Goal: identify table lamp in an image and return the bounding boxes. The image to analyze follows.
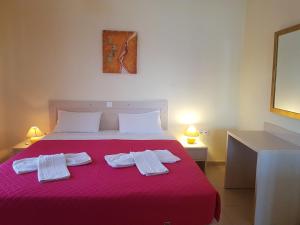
[26,126,44,144]
[184,125,200,144]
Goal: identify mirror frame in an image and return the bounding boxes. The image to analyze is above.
[270,24,300,120]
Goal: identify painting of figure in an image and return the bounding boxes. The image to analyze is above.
[103,30,137,74]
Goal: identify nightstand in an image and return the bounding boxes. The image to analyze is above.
[0,149,13,163]
[0,141,31,163]
[180,139,208,171]
[12,141,31,154]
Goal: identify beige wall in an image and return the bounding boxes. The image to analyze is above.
[239,0,300,132]
[2,0,246,161]
[0,71,5,149]
[0,56,6,149]
[0,3,8,149]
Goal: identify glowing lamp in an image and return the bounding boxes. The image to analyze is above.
[184,125,200,144]
[26,126,44,144]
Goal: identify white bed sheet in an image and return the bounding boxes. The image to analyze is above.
[43,130,176,141]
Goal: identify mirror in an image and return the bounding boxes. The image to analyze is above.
[271,24,300,120]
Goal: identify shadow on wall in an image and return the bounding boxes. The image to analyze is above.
[203,129,228,162]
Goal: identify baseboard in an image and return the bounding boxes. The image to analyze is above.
[206,161,226,166]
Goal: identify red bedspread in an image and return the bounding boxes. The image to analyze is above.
[0,140,220,225]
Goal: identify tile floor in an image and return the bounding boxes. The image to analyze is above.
[206,165,255,225]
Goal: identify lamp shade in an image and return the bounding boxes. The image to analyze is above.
[184,125,200,137]
[26,126,43,138]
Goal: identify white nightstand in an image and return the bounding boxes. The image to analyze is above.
[12,140,31,154]
[179,138,208,171]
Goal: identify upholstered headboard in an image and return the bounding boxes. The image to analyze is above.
[49,100,168,131]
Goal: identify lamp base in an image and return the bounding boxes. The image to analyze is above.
[30,137,43,144]
[187,137,196,144]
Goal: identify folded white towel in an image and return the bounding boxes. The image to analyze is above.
[104,153,135,168]
[65,152,92,166]
[153,150,181,163]
[131,150,169,176]
[13,157,38,174]
[104,150,180,168]
[37,153,70,182]
[13,152,92,174]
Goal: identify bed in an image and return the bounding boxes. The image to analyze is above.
[0,100,220,225]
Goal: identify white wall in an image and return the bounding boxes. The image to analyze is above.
[239,0,300,132]
[2,0,246,161]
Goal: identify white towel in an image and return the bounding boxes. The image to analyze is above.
[104,150,180,168]
[13,152,92,174]
[131,150,169,176]
[13,157,38,174]
[65,152,92,166]
[153,150,181,163]
[104,153,135,168]
[37,153,70,182]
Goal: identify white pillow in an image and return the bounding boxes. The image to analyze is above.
[119,111,163,134]
[54,111,102,133]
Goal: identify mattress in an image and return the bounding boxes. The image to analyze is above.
[0,138,220,225]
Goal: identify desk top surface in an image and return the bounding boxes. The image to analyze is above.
[228,130,300,152]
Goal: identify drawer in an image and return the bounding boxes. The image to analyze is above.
[186,148,207,161]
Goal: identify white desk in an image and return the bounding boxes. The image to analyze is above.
[224,128,300,225]
[224,130,299,188]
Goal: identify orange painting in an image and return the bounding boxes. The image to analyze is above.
[103,30,137,74]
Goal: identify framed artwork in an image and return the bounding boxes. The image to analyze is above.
[102,30,137,74]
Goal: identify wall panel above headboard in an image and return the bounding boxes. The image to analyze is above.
[49,100,168,131]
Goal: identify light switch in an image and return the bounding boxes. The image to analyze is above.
[106,101,113,108]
